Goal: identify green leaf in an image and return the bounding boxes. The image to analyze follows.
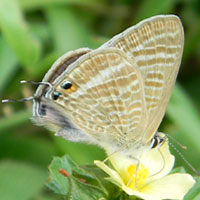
[184,177,200,200]
[45,6,94,54]
[0,0,41,68]
[47,155,95,193]
[166,84,200,152]
[170,166,186,174]
[65,176,106,200]
[82,165,119,199]
[47,155,106,199]
[0,37,18,94]
[135,0,174,22]
[47,156,74,195]
[0,160,47,200]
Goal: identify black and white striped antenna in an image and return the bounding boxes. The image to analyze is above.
[2,80,53,103]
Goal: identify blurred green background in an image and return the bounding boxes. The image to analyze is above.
[0,0,200,199]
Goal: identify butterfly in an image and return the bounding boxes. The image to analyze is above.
[4,15,184,155]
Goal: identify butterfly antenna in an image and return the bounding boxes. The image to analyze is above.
[169,141,200,176]
[21,80,54,94]
[1,80,53,104]
[166,133,187,150]
[2,96,34,103]
[20,80,53,89]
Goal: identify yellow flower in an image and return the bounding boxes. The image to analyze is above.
[94,137,195,200]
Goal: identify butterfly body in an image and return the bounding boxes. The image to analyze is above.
[32,15,184,155]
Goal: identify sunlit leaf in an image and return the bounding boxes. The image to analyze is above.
[47,155,106,199]
[0,0,41,68]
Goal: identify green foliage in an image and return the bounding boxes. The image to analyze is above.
[135,0,174,22]
[0,0,200,199]
[47,155,200,199]
[0,38,18,93]
[184,177,200,200]
[0,161,47,200]
[0,0,41,69]
[167,84,200,150]
[47,155,114,199]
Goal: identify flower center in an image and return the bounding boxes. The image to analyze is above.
[126,164,149,191]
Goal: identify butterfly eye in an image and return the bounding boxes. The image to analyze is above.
[52,91,62,100]
[151,137,159,149]
[151,136,164,149]
[61,81,72,90]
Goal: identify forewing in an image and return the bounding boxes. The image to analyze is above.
[101,15,184,142]
[53,48,147,147]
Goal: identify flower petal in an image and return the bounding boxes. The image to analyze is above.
[94,160,124,187]
[122,185,161,200]
[105,151,135,173]
[142,173,195,200]
[141,133,175,181]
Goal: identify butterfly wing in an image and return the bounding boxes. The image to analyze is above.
[101,15,184,143]
[50,48,147,150]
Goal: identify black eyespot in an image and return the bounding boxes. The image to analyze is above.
[61,81,72,90]
[151,137,159,149]
[52,91,62,100]
[151,136,164,149]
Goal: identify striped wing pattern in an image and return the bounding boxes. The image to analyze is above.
[101,15,184,142]
[54,49,147,145]
[40,15,184,149]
